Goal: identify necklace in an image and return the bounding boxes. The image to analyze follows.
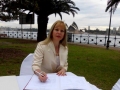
[56,52,59,56]
[55,46,59,56]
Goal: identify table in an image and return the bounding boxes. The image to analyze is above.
[17,72,101,90]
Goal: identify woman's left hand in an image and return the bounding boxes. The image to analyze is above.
[57,68,66,76]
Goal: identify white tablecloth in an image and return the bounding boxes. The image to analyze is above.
[17,72,101,90]
[112,79,120,90]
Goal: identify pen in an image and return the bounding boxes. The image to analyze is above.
[35,71,44,77]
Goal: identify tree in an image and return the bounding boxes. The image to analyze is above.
[0,0,80,42]
[105,0,120,13]
[105,0,120,49]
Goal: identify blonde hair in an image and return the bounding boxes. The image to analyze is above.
[42,20,67,47]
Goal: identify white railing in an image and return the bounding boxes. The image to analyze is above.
[1,31,120,48]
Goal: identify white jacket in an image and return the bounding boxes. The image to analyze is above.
[32,41,68,73]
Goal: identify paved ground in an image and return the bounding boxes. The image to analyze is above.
[68,42,120,51]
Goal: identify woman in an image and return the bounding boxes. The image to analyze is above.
[32,20,68,82]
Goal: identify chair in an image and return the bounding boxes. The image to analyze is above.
[19,53,34,75]
[112,79,120,90]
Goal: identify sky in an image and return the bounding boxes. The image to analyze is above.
[0,0,120,31]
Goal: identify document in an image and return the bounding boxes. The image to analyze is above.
[0,75,20,90]
[24,73,92,90]
[60,76,92,90]
[24,74,59,90]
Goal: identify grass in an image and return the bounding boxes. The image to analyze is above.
[0,38,120,90]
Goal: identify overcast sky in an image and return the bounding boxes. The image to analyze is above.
[0,0,120,31]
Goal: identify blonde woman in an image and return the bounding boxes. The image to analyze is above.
[32,20,68,82]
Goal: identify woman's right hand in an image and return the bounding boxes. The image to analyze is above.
[38,71,48,82]
[35,70,48,82]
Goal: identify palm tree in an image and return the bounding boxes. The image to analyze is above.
[0,0,80,42]
[106,0,120,12]
[105,0,120,49]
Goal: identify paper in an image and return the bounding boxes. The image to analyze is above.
[24,73,92,90]
[60,76,92,90]
[24,74,59,90]
[0,75,20,90]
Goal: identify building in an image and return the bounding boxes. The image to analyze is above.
[68,22,78,31]
[88,26,90,30]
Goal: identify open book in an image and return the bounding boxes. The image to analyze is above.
[24,73,92,90]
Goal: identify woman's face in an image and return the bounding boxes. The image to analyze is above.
[52,23,65,42]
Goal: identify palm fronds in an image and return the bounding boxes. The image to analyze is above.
[0,0,80,21]
[105,0,120,13]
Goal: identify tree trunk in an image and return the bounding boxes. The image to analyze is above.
[37,15,48,42]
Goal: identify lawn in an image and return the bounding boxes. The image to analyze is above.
[0,38,120,90]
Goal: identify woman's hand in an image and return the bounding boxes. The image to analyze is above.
[57,68,66,76]
[35,70,48,82]
[38,71,48,82]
